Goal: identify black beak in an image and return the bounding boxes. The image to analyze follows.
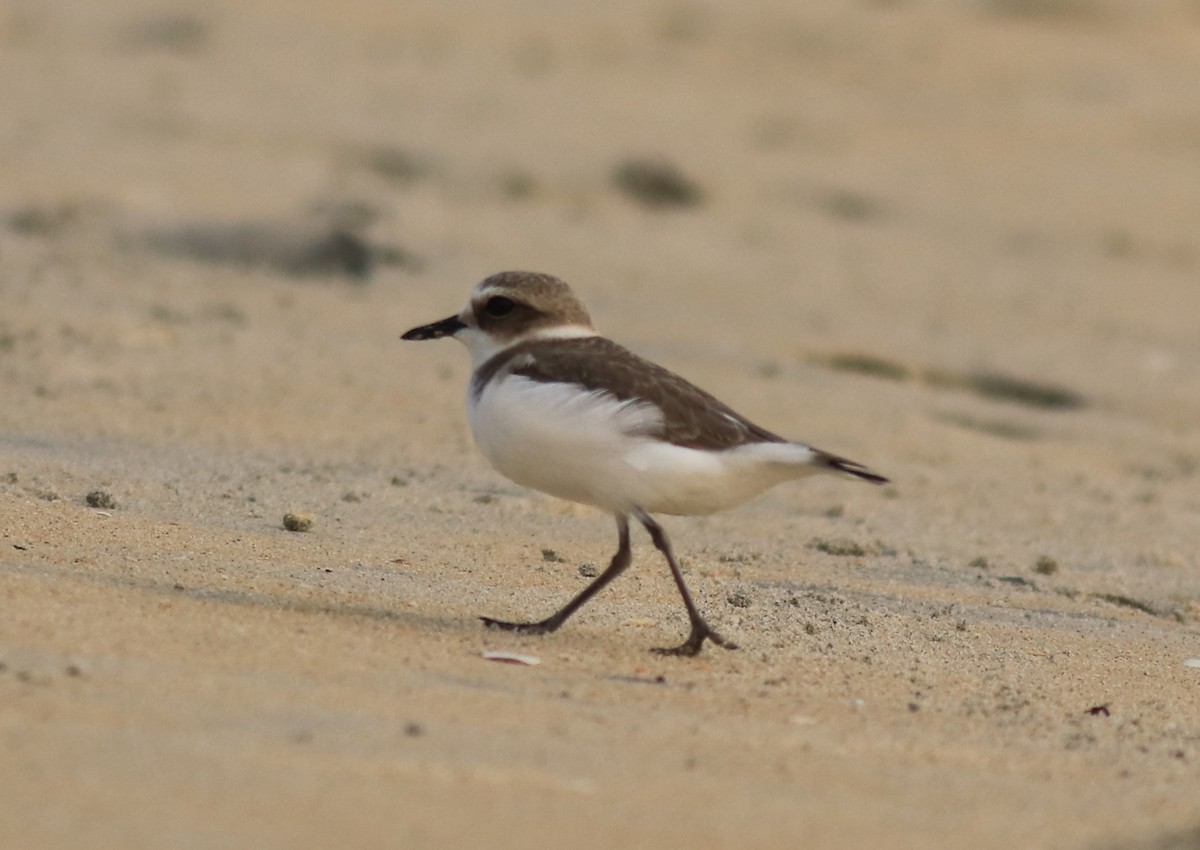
[401,315,466,341]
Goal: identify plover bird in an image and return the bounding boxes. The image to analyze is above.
[402,271,888,655]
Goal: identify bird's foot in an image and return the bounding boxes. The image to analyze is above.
[651,621,738,657]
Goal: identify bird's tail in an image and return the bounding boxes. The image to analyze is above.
[814,450,889,485]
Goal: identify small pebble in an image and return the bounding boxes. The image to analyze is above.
[726,590,752,608]
[282,512,314,532]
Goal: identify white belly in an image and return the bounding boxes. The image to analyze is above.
[467,376,819,515]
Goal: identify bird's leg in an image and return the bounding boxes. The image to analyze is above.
[633,509,738,656]
[481,515,631,635]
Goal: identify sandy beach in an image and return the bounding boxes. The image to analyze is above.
[2,1,1199,847]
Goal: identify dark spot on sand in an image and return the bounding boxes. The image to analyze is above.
[933,412,1040,441]
[819,352,910,381]
[949,371,1086,410]
[118,13,210,53]
[613,158,705,209]
[359,146,432,185]
[809,537,869,557]
[135,219,419,280]
[86,490,118,509]
[1093,593,1157,616]
[815,188,888,223]
[1034,555,1059,575]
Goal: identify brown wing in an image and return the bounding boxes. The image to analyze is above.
[483,336,785,450]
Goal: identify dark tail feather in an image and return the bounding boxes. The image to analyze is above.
[816,450,889,485]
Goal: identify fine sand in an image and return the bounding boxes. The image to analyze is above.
[2,1,1199,848]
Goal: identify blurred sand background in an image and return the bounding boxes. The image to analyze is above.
[2,0,1200,847]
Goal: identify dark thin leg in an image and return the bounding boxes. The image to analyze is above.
[481,515,631,635]
[633,508,738,657]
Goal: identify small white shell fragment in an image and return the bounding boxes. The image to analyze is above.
[481,650,541,666]
[1183,658,1200,668]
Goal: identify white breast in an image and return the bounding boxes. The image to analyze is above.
[467,375,663,512]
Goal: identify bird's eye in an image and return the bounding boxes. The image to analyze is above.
[484,296,516,318]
